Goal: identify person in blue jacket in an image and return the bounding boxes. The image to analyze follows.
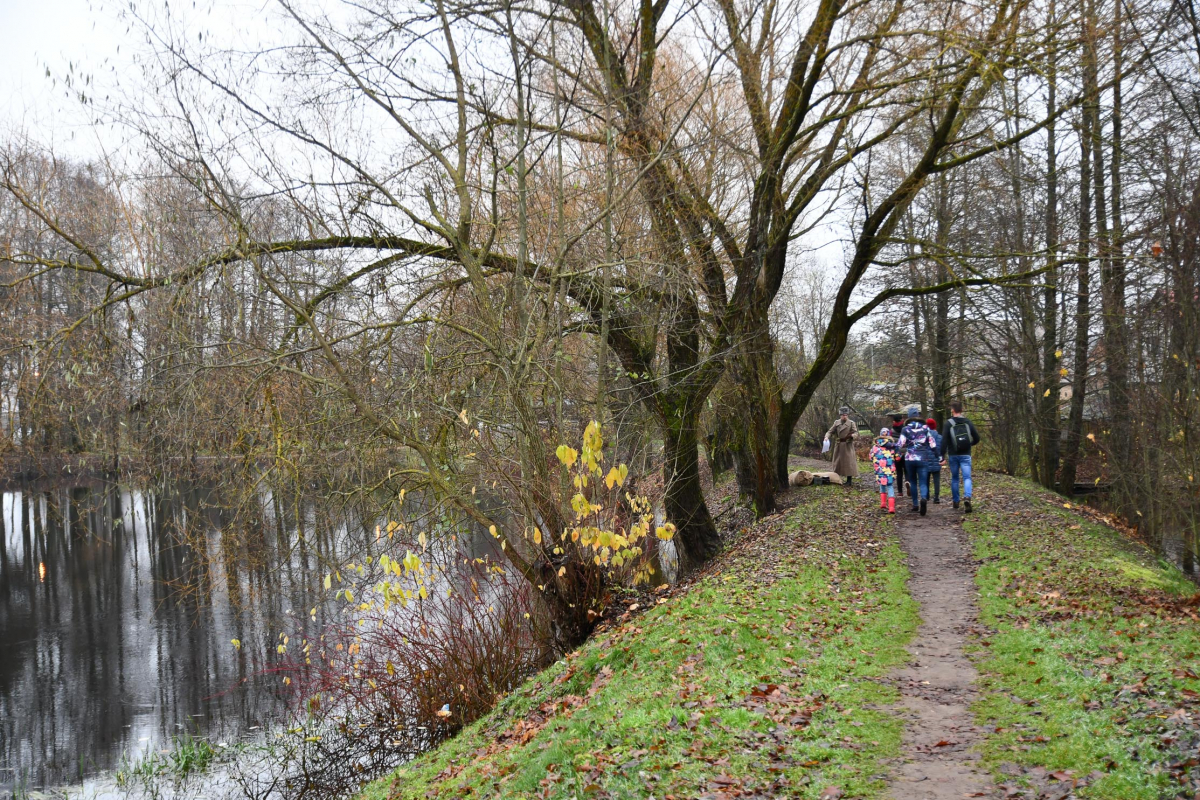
[896,407,939,516]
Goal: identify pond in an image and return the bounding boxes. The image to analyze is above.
[0,479,395,793]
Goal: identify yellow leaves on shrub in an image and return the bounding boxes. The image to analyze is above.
[552,421,669,584]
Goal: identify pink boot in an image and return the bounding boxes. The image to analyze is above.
[880,492,887,509]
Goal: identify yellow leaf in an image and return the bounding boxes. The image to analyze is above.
[231,639,241,650]
[419,585,428,599]
[418,531,427,549]
[1060,368,1069,377]
[1043,389,1051,397]
[1028,382,1036,389]
[583,420,603,453]
[1055,349,1063,358]
[555,445,578,468]
[605,467,620,490]
[1086,432,1096,441]
[458,408,469,425]
[323,574,332,590]
[533,528,542,545]
[558,566,566,577]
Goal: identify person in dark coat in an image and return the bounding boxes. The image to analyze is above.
[924,418,943,503]
[889,413,906,495]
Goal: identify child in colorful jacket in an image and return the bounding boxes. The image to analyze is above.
[870,428,898,514]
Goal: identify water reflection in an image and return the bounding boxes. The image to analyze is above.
[0,481,357,790]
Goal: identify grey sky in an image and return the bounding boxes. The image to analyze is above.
[0,0,125,152]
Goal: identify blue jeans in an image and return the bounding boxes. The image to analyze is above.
[925,464,941,500]
[905,460,929,507]
[948,455,972,502]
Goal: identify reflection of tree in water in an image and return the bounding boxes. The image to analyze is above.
[0,473,504,790]
[0,479,376,788]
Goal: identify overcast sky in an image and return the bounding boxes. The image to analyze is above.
[0,0,123,152]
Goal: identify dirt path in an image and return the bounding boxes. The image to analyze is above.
[886,499,993,799]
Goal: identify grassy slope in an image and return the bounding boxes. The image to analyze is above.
[967,475,1200,799]
[362,485,918,800]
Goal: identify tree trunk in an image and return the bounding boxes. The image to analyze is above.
[932,177,953,429]
[663,409,723,574]
[1103,0,1133,517]
[729,319,780,515]
[1060,44,1097,494]
[774,398,804,487]
[1038,4,1061,489]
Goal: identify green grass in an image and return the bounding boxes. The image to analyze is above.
[361,488,919,800]
[966,475,1200,799]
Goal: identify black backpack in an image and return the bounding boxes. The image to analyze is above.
[948,417,973,452]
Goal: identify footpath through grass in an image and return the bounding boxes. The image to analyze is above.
[362,485,918,800]
[967,475,1200,799]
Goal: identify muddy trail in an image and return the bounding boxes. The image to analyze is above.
[886,497,993,799]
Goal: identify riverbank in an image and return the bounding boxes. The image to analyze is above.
[967,474,1200,799]
[361,480,919,799]
[342,468,1200,800]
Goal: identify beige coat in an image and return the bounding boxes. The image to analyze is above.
[825,417,859,477]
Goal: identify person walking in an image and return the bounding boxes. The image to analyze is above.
[896,407,938,515]
[940,400,981,512]
[889,413,907,496]
[925,418,943,503]
[870,428,898,514]
[824,407,860,486]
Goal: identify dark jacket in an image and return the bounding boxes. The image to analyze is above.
[940,415,981,456]
[924,431,943,469]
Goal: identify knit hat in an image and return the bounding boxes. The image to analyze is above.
[926,418,938,430]
[907,406,921,418]
[878,427,894,438]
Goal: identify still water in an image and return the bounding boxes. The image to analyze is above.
[0,480,370,791]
